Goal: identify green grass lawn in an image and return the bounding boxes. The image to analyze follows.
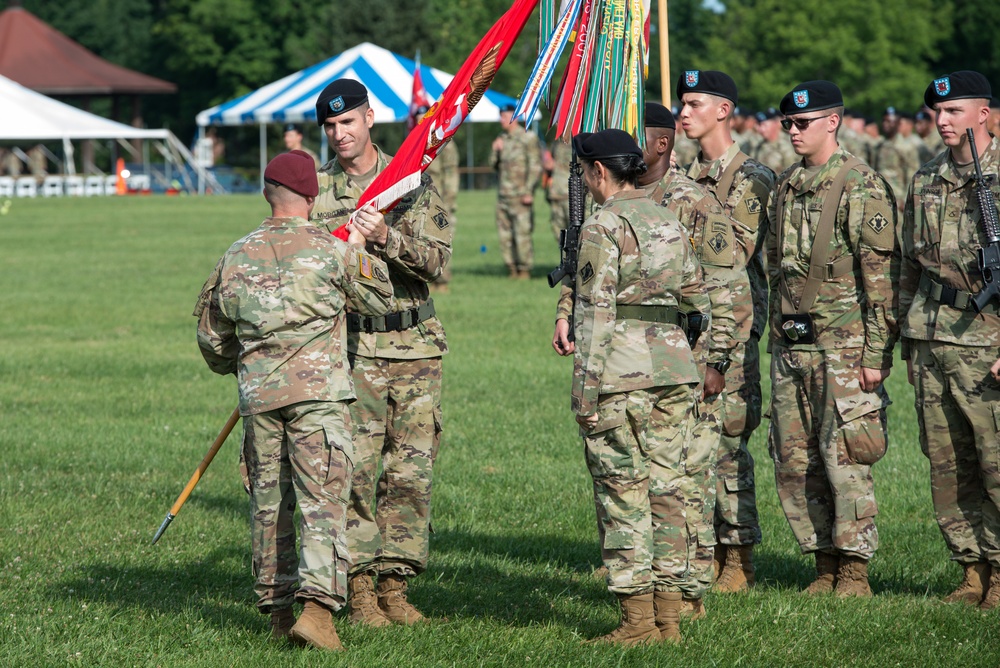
[0,191,997,667]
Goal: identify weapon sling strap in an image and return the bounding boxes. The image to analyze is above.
[714,152,748,206]
[775,157,863,315]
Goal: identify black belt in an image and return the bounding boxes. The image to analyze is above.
[615,304,681,325]
[347,300,436,334]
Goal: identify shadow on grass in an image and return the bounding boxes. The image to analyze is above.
[457,264,557,281]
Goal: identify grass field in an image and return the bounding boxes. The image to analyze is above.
[0,190,998,667]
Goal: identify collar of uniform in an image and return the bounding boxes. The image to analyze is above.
[322,145,391,199]
[263,216,311,227]
[938,134,1000,188]
[604,188,648,205]
[786,146,849,194]
[688,141,741,184]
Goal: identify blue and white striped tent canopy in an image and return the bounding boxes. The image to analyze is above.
[196,42,522,127]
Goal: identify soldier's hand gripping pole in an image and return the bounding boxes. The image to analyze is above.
[151,407,241,545]
[966,129,1000,313]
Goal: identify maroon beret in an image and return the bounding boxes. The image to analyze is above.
[263,150,318,198]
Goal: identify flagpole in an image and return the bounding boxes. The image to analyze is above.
[658,0,670,107]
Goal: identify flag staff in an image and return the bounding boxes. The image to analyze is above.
[658,0,670,107]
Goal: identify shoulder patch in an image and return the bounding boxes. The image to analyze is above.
[433,209,450,229]
[860,197,896,251]
[745,196,762,215]
[867,211,889,236]
[579,261,595,284]
[359,253,373,279]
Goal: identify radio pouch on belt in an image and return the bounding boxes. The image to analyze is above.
[774,157,862,345]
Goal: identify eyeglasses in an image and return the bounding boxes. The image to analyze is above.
[781,114,833,131]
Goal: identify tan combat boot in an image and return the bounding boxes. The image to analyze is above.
[979,567,1000,611]
[654,591,683,643]
[713,545,727,582]
[586,592,661,646]
[269,607,295,640]
[348,572,392,627]
[944,563,990,605]
[803,551,839,595]
[289,600,343,651]
[715,545,755,593]
[834,555,872,598]
[679,596,706,621]
[377,574,426,625]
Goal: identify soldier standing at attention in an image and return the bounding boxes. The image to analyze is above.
[569,129,709,645]
[424,129,460,294]
[543,136,572,242]
[195,150,393,650]
[875,107,921,208]
[900,71,1000,610]
[679,70,775,592]
[311,79,453,626]
[914,109,944,166]
[767,81,899,597]
[490,103,542,279]
[283,124,321,168]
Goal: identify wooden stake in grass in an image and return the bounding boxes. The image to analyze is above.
[151,408,241,545]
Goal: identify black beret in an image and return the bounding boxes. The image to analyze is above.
[915,110,933,122]
[780,81,843,115]
[676,70,738,105]
[883,106,898,117]
[572,129,642,161]
[924,71,992,108]
[500,102,517,113]
[315,79,369,126]
[644,102,675,130]
[283,123,302,134]
[754,111,767,123]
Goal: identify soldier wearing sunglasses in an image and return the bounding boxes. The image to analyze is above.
[765,80,900,598]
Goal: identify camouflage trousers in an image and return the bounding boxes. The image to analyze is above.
[912,340,1000,567]
[584,384,698,595]
[240,400,354,613]
[496,196,534,272]
[768,345,884,559]
[347,354,443,577]
[548,197,569,242]
[715,335,763,546]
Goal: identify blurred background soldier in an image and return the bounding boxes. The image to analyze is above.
[875,107,920,206]
[568,129,709,646]
[312,79,452,627]
[900,71,1000,611]
[767,81,899,598]
[490,103,541,279]
[679,69,774,594]
[283,124,321,168]
[424,122,459,293]
[754,108,796,175]
[840,109,874,165]
[195,150,392,651]
[914,108,944,165]
[543,135,572,242]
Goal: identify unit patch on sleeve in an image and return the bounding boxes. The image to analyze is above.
[579,261,595,284]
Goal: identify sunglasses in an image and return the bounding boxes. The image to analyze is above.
[781,114,833,131]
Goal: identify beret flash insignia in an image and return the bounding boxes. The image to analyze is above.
[330,96,345,112]
[793,90,809,108]
[685,70,699,87]
[934,77,951,97]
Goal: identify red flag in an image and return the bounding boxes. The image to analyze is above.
[332,0,540,240]
[407,52,434,131]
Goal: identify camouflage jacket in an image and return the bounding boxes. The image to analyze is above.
[755,137,797,176]
[766,148,900,367]
[313,146,451,360]
[840,126,874,166]
[490,127,541,198]
[572,189,708,416]
[899,135,1000,356]
[195,217,393,415]
[547,139,572,201]
[874,134,921,203]
[643,170,743,360]
[917,133,945,167]
[687,141,775,339]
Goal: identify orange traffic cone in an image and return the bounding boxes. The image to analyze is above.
[115,158,127,195]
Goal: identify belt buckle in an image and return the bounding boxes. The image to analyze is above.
[939,284,958,308]
[384,312,402,331]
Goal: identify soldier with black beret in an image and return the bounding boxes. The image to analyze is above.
[874,107,920,208]
[679,69,775,593]
[311,78,453,627]
[767,80,899,597]
[900,70,1000,610]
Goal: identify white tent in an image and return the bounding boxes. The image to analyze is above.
[0,74,219,192]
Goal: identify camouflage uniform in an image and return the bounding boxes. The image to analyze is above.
[645,170,745,596]
[917,133,945,168]
[195,216,393,612]
[490,126,542,273]
[425,140,460,286]
[313,147,452,578]
[687,143,775,548]
[673,131,699,169]
[766,148,899,559]
[899,136,1000,571]
[573,189,710,595]
[755,137,797,176]
[840,126,873,166]
[547,139,572,241]
[875,134,921,204]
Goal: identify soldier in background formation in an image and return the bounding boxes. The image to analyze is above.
[195,150,393,651]
[283,124,321,168]
[426,136,459,293]
[491,103,542,279]
[567,128,710,645]
[312,79,452,631]
[680,70,775,594]
[753,108,797,174]
[767,80,899,597]
[874,107,921,209]
[900,70,1000,611]
[543,136,572,241]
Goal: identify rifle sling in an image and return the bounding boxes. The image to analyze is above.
[775,157,863,315]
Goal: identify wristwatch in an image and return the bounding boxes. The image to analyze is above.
[707,360,731,375]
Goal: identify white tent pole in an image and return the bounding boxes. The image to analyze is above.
[63,138,76,175]
[197,126,206,195]
[259,123,267,191]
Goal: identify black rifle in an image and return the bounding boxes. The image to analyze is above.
[548,147,585,288]
[967,128,1000,313]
